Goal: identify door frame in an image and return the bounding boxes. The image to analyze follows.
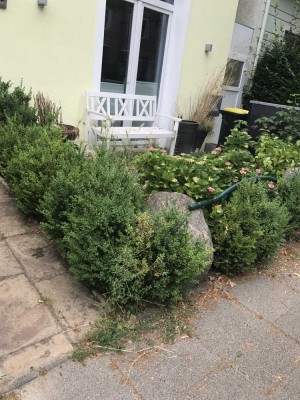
[93,0,191,119]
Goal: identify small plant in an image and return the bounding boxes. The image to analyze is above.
[178,69,227,133]
[34,91,62,126]
[208,180,290,275]
[0,78,36,126]
[255,134,300,176]
[255,108,300,143]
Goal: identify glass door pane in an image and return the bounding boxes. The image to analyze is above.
[135,7,169,97]
[100,0,134,93]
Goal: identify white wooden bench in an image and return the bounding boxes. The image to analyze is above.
[85,91,181,155]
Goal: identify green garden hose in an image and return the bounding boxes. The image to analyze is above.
[188,175,277,211]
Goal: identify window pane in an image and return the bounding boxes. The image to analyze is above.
[136,8,169,96]
[224,59,244,87]
[161,0,174,3]
[101,0,134,93]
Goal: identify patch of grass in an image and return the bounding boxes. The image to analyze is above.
[72,301,196,363]
[38,297,52,306]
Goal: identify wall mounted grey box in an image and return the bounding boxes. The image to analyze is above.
[205,44,213,53]
[0,0,7,10]
[38,0,47,5]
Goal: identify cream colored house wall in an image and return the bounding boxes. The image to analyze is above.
[0,0,98,127]
[0,0,239,131]
[177,0,239,118]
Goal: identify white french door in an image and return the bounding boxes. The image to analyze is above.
[100,0,173,100]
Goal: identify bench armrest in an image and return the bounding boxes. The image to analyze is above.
[156,113,182,123]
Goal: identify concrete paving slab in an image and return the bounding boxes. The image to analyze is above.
[274,298,300,342]
[193,298,266,359]
[186,365,264,400]
[0,184,12,204]
[268,366,300,400]
[0,217,28,238]
[0,275,60,357]
[115,339,222,400]
[35,274,101,340]
[14,357,139,400]
[0,333,72,394]
[0,242,22,278]
[227,275,297,322]
[0,201,23,219]
[193,298,300,392]
[7,234,66,282]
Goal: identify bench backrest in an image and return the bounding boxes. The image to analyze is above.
[86,91,157,122]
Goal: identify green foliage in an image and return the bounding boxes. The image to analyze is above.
[255,134,300,177]
[0,120,59,176]
[0,78,36,126]
[135,129,256,201]
[5,127,82,216]
[208,181,290,275]
[244,34,300,105]
[278,172,300,233]
[107,208,208,306]
[53,148,144,289]
[255,108,300,143]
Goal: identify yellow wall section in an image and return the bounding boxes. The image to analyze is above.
[0,0,98,128]
[177,0,239,118]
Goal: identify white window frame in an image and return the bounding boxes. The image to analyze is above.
[93,0,191,119]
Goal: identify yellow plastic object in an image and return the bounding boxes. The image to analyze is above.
[223,107,249,115]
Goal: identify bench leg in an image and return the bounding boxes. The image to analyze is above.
[169,138,176,156]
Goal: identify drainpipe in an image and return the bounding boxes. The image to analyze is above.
[253,0,272,70]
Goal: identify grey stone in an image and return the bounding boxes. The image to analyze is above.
[284,167,300,178]
[145,192,213,278]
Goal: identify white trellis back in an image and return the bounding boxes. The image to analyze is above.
[86,92,157,122]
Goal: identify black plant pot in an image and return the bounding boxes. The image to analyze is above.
[175,120,208,154]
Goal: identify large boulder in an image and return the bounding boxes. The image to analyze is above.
[145,192,213,280]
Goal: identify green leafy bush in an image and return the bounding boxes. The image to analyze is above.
[107,208,208,306]
[255,134,300,177]
[48,148,145,286]
[255,108,300,143]
[208,180,289,275]
[5,127,82,216]
[278,172,300,233]
[0,120,59,176]
[0,78,36,126]
[134,129,256,201]
[244,34,300,106]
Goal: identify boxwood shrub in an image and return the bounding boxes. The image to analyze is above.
[208,180,290,275]
[278,172,300,234]
[107,208,208,306]
[5,126,83,217]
